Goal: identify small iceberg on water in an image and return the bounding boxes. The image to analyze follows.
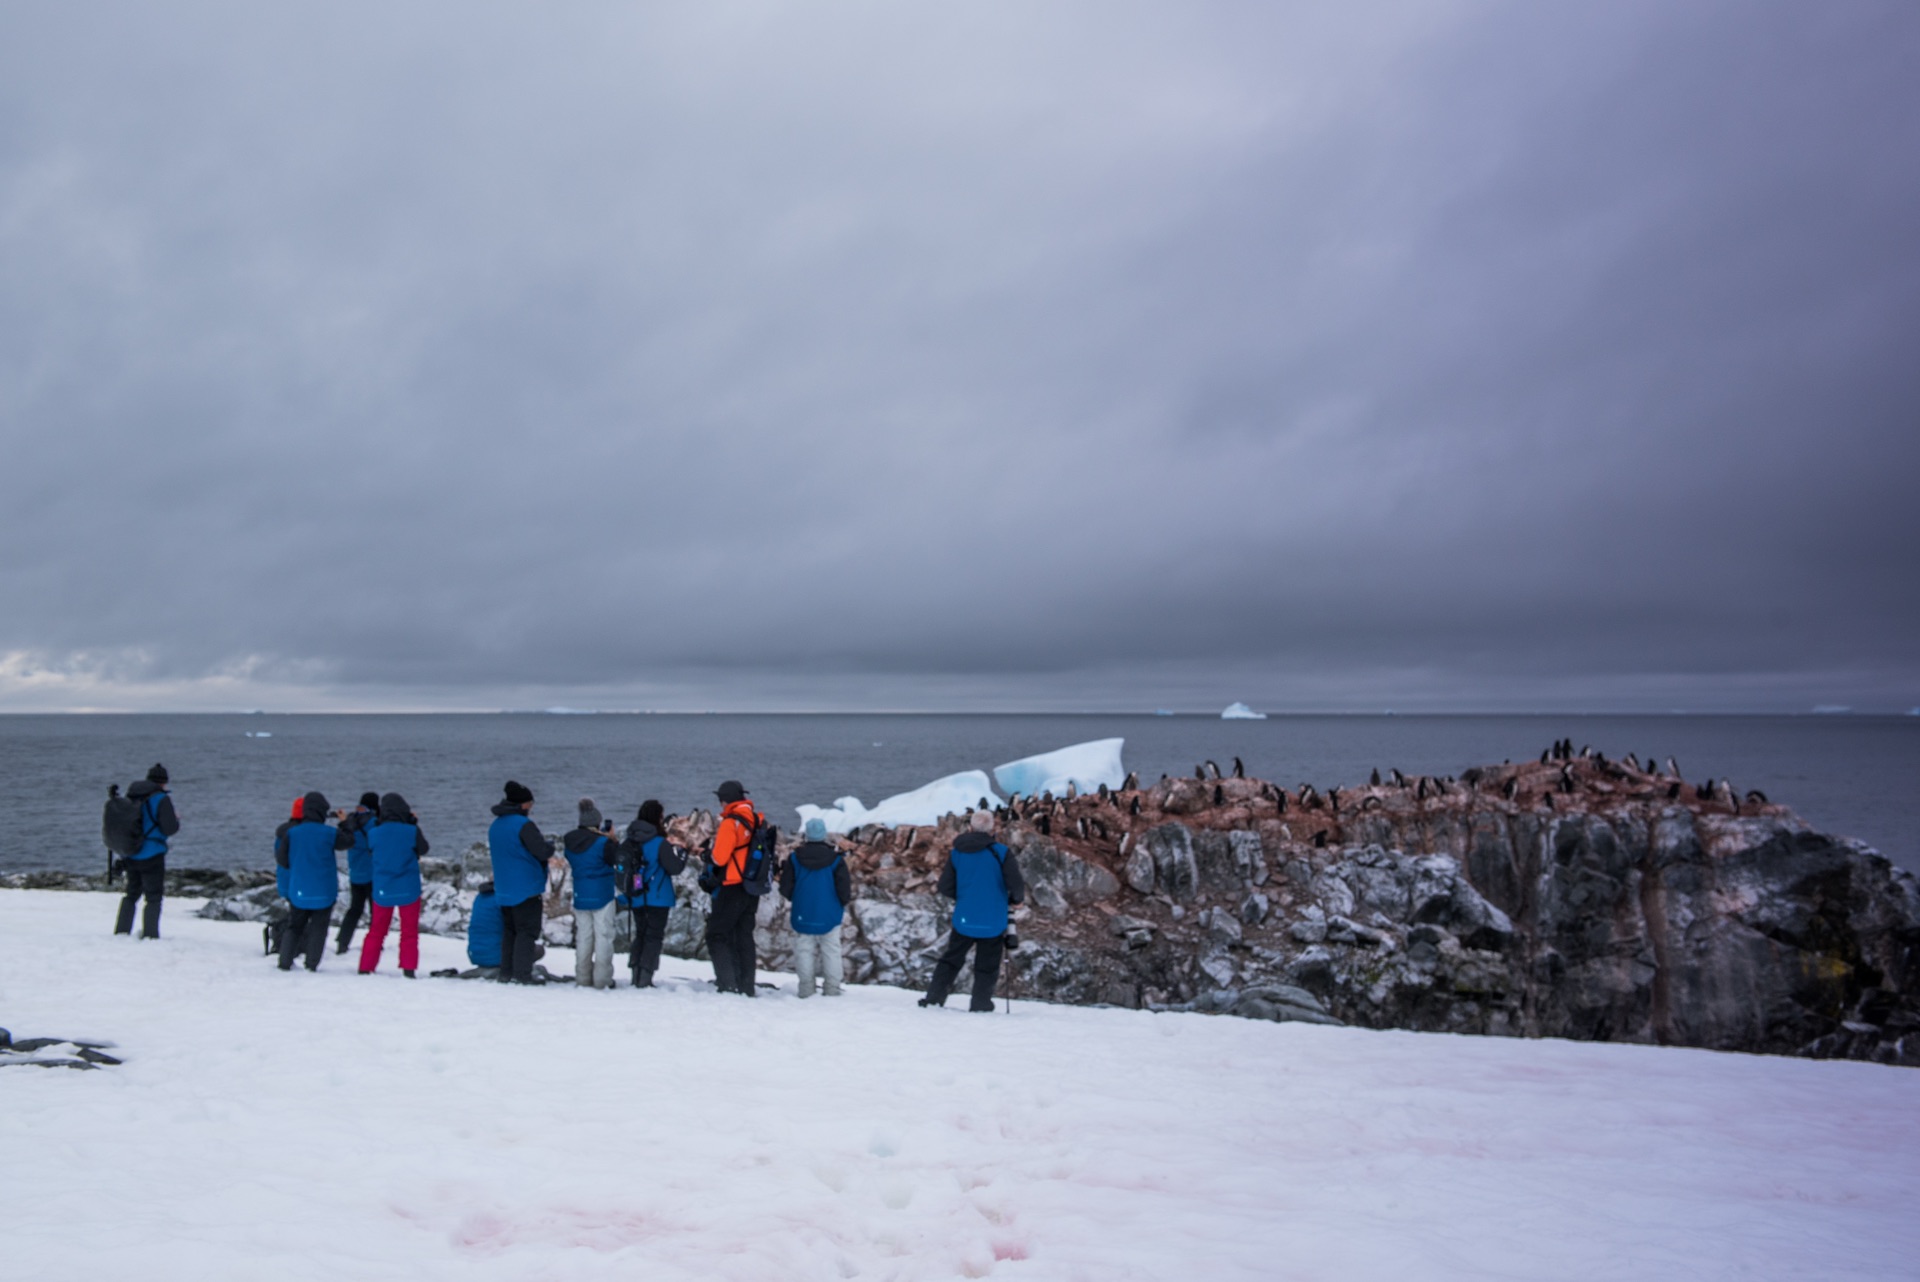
[1221,702,1267,720]
[797,739,1127,834]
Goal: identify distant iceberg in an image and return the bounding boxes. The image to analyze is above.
[244,731,271,738]
[796,770,999,835]
[993,739,1125,798]
[1221,702,1267,720]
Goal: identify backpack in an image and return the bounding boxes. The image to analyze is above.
[738,818,779,897]
[102,786,147,858]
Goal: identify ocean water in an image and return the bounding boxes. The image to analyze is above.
[2,713,1915,877]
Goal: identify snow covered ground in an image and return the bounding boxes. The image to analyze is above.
[3,889,1917,1281]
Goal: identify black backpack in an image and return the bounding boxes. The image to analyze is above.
[739,819,780,897]
[102,786,147,858]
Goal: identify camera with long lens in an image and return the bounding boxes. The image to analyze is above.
[1004,929,1020,952]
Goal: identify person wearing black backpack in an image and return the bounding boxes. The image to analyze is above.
[275,790,353,971]
[703,780,766,995]
[333,792,380,955]
[779,816,853,998]
[617,799,686,988]
[919,809,1026,1012]
[113,764,180,939]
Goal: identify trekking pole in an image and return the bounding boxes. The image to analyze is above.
[1004,929,1019,1014]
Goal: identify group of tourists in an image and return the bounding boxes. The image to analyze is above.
[108,766,1028,1010]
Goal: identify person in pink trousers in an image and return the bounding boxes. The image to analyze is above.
[359,793,429,977]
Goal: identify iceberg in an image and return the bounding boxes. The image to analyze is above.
[992,738,1126,799]
[796,769,999,835]
[1221,702,1267,720]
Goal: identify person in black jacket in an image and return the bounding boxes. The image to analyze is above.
[114,763,181,939]
[920,809,1026,1012]
[616,799,686,988]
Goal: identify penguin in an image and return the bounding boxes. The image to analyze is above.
[1623,753,1640,772]
[1391,768,1407,788]
[978,797,990,811]
[1540,748,1552,765]
[1312,830,1328,849]
[1123,771,1139,792]
[1097,783,1109,801]
[1694,781,1712,802]
[1666,781,1682,800]
[1327,787,1340,814]
[1665,757,1681,779]
[1091,817,1109,840]
[1578,744,1591,759]
[1129,795,1142,817]
[1502,777,1518,801]
[1744,789,1769,805]
[1558,766,1575,795]
[1204,760,1222,781]
[1416,777,1429,802]
[1275,791,1288,814]
[1232,757,1245,779]
[1075,816,1088,839]
[1194,765,1206,781]
[1370,768,1381,787]
[1361,795,1383,812]
[1037,814,1051,836]
[1212,784,1226,807]
[1064,782,1078,801]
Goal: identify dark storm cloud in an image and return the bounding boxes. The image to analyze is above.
[1,1,1916,710]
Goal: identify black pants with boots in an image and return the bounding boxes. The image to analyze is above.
[280,906,334,970]
[114,855,166,938]
[705,885,758,994]
[498,898,543,983]
[630,905,670,985]
[925,931,1006,1011]
[335,882,372,951]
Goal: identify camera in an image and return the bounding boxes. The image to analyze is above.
[1004,929,1019,952]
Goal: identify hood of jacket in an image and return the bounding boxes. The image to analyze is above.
[953,831,1000,854]
[128,779,164,801]
[625,820,661,845]
[379,792,413,823]
[490,800,527,820]
[563,825,611,855]
[792,840,840,870]
[299,790,331,823]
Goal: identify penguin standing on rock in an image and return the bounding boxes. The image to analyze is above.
[1371,768,1381,786]
[1232,757,1245,779]
[1204,760,1223,781]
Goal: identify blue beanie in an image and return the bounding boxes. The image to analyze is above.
[803,817,828,842]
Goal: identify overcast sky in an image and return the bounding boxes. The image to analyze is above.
[1,1,1915,712]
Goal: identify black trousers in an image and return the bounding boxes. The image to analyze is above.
[335,882,373,947]
[279,905,334,970]
[114,855,166,938]
[705,885,758,994]
[926,930,1006,1011]
[630,905,671,982]
[498,897,543,983]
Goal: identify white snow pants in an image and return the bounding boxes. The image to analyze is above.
[574,902,618,988]
[793,928,844,997]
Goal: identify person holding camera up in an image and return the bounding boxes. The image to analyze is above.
[113,763,180,939]
[617,798,685,989]
[489,780,553,985]
[562,798,620,990]
[919,808,1026,1012]
[779,816,853,998]
[275,790,353,971]
[703,780,764,996]
[333,792,381,955]
[358,792,429,977]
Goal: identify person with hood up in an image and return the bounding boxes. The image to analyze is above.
[489,780,553,984]
[113,763,180,939]
[704,780,763,995]
[562,798,620,989]
[358,792,429,977]
[919,809,1026,1012]
[333,792,380,954]
[465,880,503,977]
[616,799,685,988]
[275,790,352,971]
[779,816,853,998]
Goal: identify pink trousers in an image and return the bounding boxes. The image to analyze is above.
[358,900,421,973]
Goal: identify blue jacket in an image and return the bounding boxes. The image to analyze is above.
[370,792,429,907]
[467,890,502,968]
[562,829,617,911]
[786,847,846,935]
[617,823,684,908]
[283,820,344,910]
[940,834,1026,940]
[489,803,551,907]
[343,808,376,885]
[127,780,179,861]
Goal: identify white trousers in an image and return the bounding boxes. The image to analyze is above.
[793,928,844,997]
[574,902,618,988]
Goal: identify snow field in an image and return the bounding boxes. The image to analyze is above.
[2,889,1917,1281]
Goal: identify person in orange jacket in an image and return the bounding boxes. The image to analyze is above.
[704,780,763,995]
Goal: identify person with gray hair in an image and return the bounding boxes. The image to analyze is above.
[778,816,853,997]
[919,808,1026,1011]
[561,798,620,989]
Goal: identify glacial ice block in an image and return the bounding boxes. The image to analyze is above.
[1221,702,1267,720]
[991,738,1126,799]
[795,769,1000,835]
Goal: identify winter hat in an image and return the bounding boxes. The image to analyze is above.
[578,798,603,830]
[803,816,828,842]
[503,780,534,806]
[147,763,169,785]
[290,796,305,820]
[636,799,665,828]
[970,809,995,832]
[359,791,380,810]
[714,780,748,804]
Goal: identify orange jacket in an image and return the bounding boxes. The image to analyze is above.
[710,800,762,887]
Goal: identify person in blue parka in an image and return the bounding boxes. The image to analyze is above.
[358,792,429,977]
[113,763,180,939]
[334,791,380,955]
[563,798,620,989]
[466,881,503,975]
[779,816,853,998]
[275,790,352,971]
[615,799,686,989]
[489,780,553,984]
[919,809,1026,1012]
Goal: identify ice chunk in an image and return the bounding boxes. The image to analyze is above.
[992,738,1125,799]
[796,769,999,835]
[1221,702,1267,720]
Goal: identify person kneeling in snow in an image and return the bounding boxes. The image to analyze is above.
[780,816,852,998]
[358,793,429,978]
[920,809,1025,1012]
[463,881,503,978]
[563,798,620,989]
[274,790,352,971]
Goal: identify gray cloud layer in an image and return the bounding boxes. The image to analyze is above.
[2,2,1916,710]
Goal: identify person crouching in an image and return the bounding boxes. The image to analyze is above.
[276,790,351,971]
[780,817,852,998]
[563,798,620,989]
[359,792,429,977]
[919,809,1025,1012]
